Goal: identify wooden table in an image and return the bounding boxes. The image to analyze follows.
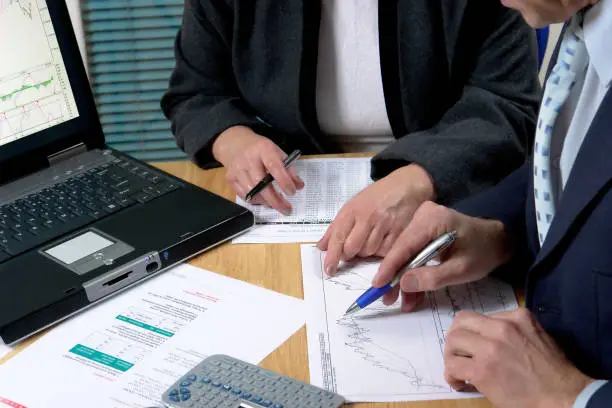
[1,155,494,408]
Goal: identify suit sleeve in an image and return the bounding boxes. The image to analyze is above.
[452,162,533,283]
[371,5,540,205]
[160,0,279,168]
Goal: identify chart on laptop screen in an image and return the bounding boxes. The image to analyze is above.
[0,0,79,147]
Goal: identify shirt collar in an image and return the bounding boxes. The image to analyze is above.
[583,0,612,89]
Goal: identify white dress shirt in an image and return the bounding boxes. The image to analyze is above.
[546,2,612,407]
[315,0,395,153]
[551,1,612,202]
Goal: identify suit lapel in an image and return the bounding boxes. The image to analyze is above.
[532,88,612,268]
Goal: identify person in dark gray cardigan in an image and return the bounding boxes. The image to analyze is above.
[161,0,540,276]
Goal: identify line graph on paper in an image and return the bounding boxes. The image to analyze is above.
[0,0,33,18]
[301,244,518,402]
[0,0,78,146]
[429,279,516,356]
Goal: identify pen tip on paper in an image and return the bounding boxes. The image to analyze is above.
[344,303,360,317]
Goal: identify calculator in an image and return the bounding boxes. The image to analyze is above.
[160,354,345,408]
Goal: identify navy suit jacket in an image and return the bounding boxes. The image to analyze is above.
[455,74,612,405]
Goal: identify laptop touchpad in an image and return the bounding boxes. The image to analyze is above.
[40,229,134,275]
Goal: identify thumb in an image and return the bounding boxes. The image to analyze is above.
[400,259,467,293]
[373,201,455,287]
[374,229,436,287]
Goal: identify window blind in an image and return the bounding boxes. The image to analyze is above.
[81,0,185,161]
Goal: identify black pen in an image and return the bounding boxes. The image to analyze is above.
[245,149,302,202]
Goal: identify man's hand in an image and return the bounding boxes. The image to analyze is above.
[318,165,435,275]
[212,126,304,214]
[444,309,594,408]
[373,201,513,312]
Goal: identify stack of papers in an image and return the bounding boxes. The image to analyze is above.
[0,264,305,408]
[234,158,373,244]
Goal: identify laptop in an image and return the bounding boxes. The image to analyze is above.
[0,0,253,345]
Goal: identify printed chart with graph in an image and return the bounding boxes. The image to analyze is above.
[301,244,518,403]
[0,0,78,146]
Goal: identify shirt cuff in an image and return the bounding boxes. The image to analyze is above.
[573,380,609,408]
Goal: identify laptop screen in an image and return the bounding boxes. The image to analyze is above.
[0,0,80,148]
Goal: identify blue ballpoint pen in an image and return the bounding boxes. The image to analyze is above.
[343,231,457,316]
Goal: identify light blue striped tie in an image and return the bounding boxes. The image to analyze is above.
[533,16,588,246]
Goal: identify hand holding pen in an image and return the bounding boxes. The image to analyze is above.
[344,231,456,315]
[214,126,304,215]
[246,149,302,202]
[357,202,513,314]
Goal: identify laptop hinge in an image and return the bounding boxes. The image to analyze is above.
[47,142,88,166]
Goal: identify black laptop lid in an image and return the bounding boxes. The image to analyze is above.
[0,0,103,185]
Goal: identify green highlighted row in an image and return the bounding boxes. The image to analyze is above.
[69,344,134,372]
[116,315,174,337]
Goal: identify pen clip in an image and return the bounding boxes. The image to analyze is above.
[283,150,301,167]
[406,231,456,269]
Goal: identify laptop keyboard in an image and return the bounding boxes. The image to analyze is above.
[0,156,181,263]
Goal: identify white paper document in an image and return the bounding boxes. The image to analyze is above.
[0,264,305,408]
[301,244,518,403]
[233,158,373,244]
[0,344,11,360]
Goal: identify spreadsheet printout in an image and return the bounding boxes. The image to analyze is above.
[301,244,518,403]
[233,158,373,244]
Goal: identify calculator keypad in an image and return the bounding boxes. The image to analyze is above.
[162,354,344,407]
